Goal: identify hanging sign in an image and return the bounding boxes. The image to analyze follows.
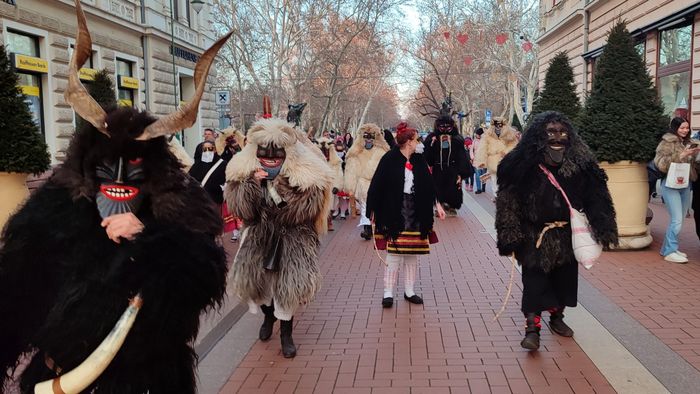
[118,75,139,90]
[79,67,98,81]
[13,54,48,74]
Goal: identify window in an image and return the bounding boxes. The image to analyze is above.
[7,30,44,134]
[635,41,645,59]
[658,24,692,118]
[116,58,134,107]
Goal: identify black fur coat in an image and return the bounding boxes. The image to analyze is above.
[495,115,618,272]
[366,147,435,239]
[423,132,470,209]
[0,113,227,393]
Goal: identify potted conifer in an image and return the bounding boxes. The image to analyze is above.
[579,21,668,249]
[529,51,581,123]
[0,44,50,229]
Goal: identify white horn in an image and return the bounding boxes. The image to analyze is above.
[34,295,143,394]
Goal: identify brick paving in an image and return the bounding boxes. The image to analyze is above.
[218,206,614,393]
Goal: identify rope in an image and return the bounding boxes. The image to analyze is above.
[535,221,568,248]
[493,253,517,321]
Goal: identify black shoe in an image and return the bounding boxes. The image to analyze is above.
[280,318,296,358]
[259,304,277,341]
[521,312,541,351]
[382,297,393,308]
[549,309,574,337]
[404,294,423,304]
[344,209,350,216]
[360,225,372,240]
[475,190,482,194]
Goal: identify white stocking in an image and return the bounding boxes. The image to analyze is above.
[403,255,418,297]
[383,254,401,298]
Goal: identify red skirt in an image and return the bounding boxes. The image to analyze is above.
[374,230,438,255]
[221,203,241,233]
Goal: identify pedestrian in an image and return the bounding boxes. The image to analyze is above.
[366,121,446,308]
[0,7,230,391]
[345,123,391,240]
[216,128,246,241]
[495,111,618,350]
[316,135,344,231]
[463,136,475,192]
[344,131,354,148]
[474,117,518,199]
[653,117,700,263]
[194,127,217,160]
[225,116,334,358]
[471,128,486,194]
[423,115,471,216]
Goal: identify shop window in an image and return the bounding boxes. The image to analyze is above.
[635,41,645,59]
[7,29,45,135]
[116,58,135,107]
[658,24,692,117]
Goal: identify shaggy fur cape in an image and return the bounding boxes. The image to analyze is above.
[654,133,700,182]
[366,147,435,239]
[316,136,344,191]
[344,123,390,201]
[224,118,333,313]
[0,107,227,393]
[423,130,470,209]
[473,123,518,174]
[495,111,618,273]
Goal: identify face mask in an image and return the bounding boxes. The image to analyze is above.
[543,123,570,166]
[257,144,286,180]
[440,135,450,149]
[202,151,215,163]
[95,157,145,219]
[364,140,374,150]
[415,143,424,154]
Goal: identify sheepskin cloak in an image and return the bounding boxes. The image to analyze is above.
[225,118,333,314]
[344,123,389,202]
[473,125,518,175]
[495,112,618,313]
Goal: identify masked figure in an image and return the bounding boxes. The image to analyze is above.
[315,136,345,230]
[424,115,471,216]
[225,118,333,358]
[474,117,519,198]
[344,123,391,239]
[495,111,618,351]
[0,3,231,393]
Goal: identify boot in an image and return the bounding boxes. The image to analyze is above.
[549,307,574,337]
[520,313,541,350]
[360,225,372,240]
[259,304,277,341]
[280,318,297,358]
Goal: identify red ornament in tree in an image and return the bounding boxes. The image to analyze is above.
[496,33,508,45]
[463,56,473,66]
[456,33,469,45]
[443,31,451,40]
[522,41,533,52]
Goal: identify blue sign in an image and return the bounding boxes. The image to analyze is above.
[485,109,492,123]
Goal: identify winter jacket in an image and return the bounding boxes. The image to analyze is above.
[474,126,518,174]
[654,133,700,183]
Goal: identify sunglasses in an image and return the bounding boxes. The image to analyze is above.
[202,147,215,152]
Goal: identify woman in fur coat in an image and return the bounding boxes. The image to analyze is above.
[345,123,390,239]
[225,118,334,358]
[474,117,518,198]
[0,5,230,390]
[495,111,617,351]
[653,117,700,263]
[367,122,446,308]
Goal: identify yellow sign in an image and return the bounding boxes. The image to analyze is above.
[79,67,98,81]
[14,54,48,74]
[20,85,40,97]
[119,75,139,90]
[118,98,133,107]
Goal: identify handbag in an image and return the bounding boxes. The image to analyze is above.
[539,165,602,269]
[664,162,691,189]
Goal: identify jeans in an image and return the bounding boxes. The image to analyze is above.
[475,168,486,191]
[660,182,691,256]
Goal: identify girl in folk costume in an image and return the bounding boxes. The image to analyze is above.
[225,117,334,358]
[332,138,351,219]
[474,117,518,198]
[316,136,345,230]
[345,123,390,239]
[216,127,247,240]
[0,2,230,391]
[366,122,446,308]
[654,117,700,263]
[495,112,617,350]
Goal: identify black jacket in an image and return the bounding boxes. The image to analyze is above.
[366,147,436,239]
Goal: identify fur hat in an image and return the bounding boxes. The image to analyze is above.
[346,123,389,160]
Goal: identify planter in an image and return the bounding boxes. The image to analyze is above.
[0,172,29,231]
[599,161,652,249]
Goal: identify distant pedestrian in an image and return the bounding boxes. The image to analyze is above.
[654,117,700,263]
[344,131,354,148]
[474,117,518,199]
[194,127,217,160]
[471,128,486,194]
[366,121,446,308]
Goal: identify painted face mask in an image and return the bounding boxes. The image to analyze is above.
[363,132,375,150]
[494,121,504,136]
[257,144,286,180]
[440,134,451,149]
[95,157,146,219]
[226,136,241,154]
[319,142,331,161]
[542,122,570,166]
[437,123,452,135]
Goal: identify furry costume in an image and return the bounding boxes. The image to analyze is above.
[424,116,470,211]
[168,137,194,171]
[0,4,229,391]
[495,112,617,349]
[316,136,344,192]
[215,127,246,157]
[225,118,333,318]
[473,117,518,175]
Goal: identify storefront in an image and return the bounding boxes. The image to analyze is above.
[6,29,46,135]
[116,57,138,107]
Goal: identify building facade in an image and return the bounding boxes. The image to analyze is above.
[538,0,700,130]
[0,0,222,163]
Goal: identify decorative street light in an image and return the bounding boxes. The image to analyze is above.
[190,0,205,14]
